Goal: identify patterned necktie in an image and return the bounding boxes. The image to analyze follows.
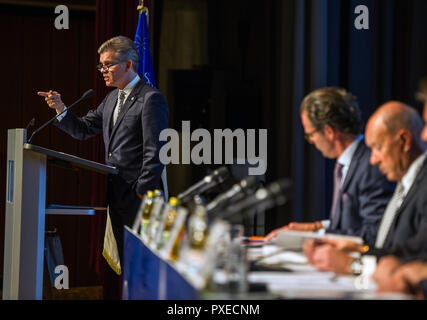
[375,183,405,248]
[330,162,344,219]
[113,90,126,126]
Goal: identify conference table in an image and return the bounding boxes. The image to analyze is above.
[123,227,413,300]
[242,244,411,300]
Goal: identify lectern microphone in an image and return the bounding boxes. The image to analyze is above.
[25,118,35,131]
[177,166,230,204]
[28,89,94,143]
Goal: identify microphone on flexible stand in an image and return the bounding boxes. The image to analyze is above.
[26,118,35,131]
[25,117,35,131]
[25,117,36,141]
[206,176,259,216]
[28,89,94,143]
[177,166,230,204]
[215,178,293,221]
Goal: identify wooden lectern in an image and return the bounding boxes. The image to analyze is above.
[3,128,118,300]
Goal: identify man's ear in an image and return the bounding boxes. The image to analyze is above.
[125,59,133,72]
[323,125,335,140]
[398,129,412,152]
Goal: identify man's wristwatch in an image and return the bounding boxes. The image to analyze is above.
[350,257,363,276]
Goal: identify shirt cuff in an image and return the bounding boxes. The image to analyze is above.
[419,279,427,299]
[321,220,330,229]
[361,255,377,276]
[56,106,67,122]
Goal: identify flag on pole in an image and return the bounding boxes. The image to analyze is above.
[134,6,156,88]
[135,2,169,201]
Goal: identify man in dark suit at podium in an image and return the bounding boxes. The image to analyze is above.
[38,36,169,273]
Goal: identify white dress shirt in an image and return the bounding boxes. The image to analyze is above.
[400,152,427,199]
[57,74,141,122]
[321,135,364,230]
[112,75,140,125]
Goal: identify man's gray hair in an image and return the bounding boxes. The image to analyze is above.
[98,36,138,73]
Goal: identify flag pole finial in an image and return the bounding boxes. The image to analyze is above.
[137,0,148,25]
[137,0,145,15]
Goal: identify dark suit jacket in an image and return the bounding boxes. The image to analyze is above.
[327,140,395,246]
[369,158,427,261]
[420,279,427,299]
[56,80,168,195]
[383,224,427,262]
[55,80,169,258]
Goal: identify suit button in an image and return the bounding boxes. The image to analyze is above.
[108,152,112,157]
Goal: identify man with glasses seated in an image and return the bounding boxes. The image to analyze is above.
[37,36,169,275]
[266,87,394,246]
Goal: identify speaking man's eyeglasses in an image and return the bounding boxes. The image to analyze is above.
[96,61,122,72]
[304,128,320,142]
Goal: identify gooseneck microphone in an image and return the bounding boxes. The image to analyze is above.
[25,117,35,131]
[206,176,259,216]
[28,89,94,143]
[215,178,293,221]
[177,166,230,204]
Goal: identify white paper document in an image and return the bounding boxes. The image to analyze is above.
[275,230,363,250]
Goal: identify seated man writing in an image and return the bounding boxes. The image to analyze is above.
[303,101,427,277]
[266,87,394,246]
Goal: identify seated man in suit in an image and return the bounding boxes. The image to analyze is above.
[303,101,427,276]
[370,79,427,299]
[266,87,394,246]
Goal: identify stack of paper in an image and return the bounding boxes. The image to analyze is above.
[275,230,363,250]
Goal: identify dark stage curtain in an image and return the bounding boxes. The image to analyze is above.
[88,0,427,271]
[272,0,427,228]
